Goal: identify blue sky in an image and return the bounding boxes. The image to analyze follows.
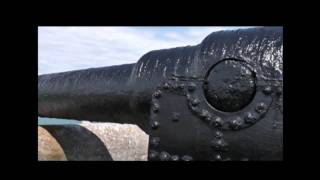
[38,26,255,75]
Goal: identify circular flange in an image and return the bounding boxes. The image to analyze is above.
[204,59,256,112]
[186,58,273,131]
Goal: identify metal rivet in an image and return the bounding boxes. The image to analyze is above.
[215,131,223,139]
[273,123,278,129]
[255,102,267,114]
[230,117,242,130]
[211,139,228,152]
[199,109,210,119]
[245,112,257,124]
[159,151,171,161]
[214,154,222,161]
[190,106,200,114]
[214,117,223,127]
[263,86,272,95]
[153,90,162,98]
[187,82,197,92]
[172,112,180,122]
[150,137,160,147]
[181,155,193,161]
[191,98,200,106]
[171,155,179,161]
[186,94,191,100]
[149,150,159,160]
[153,103,160,113]
[151,121,160,129]
[163,82,170,89]
[205,115,212,123]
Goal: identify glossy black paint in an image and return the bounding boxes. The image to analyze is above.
[38,27,283,160]
[204,59,256,112]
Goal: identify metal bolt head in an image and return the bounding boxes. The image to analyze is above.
[205,115,212,123]
[229,117,242,130]
[187,82,197,92]
[150,137,160,147]
[151,121,160,129]
[263,86,273,95]
[171,155,179,161]
[181,155,193,161]
[215,131,223,139]
[190,98,200,106]
[214,154,222,161]
[159,151,171,161]
[153,103,160,113]
[214,117,223,127]
[186,94,191,100]
[172,112,180,122]
[153,90,162,98]
[245,112,257,124]
[149,150,159,160]
[211,139,228,152]
[190,106,200,114]
[163,82,170,89]
[255,102,267,114]
[199,109,210,119]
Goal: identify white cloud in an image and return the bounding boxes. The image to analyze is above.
[38,26,256,75]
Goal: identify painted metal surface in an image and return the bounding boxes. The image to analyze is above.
[38,27,283,160]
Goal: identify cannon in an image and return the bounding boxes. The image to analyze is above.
[38,27,283,161]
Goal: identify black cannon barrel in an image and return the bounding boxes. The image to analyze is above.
[38,27,283,133]
[38,63,148,128]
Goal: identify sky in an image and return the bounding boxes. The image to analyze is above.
[38,26,255,75]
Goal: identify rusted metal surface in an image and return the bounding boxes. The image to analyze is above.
[38,27,283,161]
